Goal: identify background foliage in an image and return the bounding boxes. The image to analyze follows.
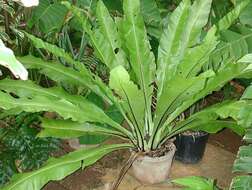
[0,112,60,186]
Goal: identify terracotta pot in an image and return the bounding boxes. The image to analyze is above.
[132,143,176,184]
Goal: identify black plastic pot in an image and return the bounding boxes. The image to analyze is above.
[174,132,209,164]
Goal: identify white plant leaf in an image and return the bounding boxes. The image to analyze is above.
[0,40,28,80]
[13,0,39,7]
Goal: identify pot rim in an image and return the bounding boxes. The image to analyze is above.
[133,143,176,163]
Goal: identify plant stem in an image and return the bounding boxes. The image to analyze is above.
[111,152,142,190]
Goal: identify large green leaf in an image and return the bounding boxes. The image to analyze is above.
[237,25,252,53]
[177,28,218,77]
[185,0,212,46]
[234,0,252,27]
[0,40,28,80]
[24,33,83,69]
[203,0,251,72]
[63,1,128,70]
[238,104,252,129]
[19,56,94,91]
[203,0,251,73]
[18,55,113,103]
[221,30,249,59]
[156,0,190,95]
[231,84,252,190]
[95,0,128,69]
[240,2,252,27]
[109,66,144,127]
[109,66,145,144]
[78,101,125,145]
[122,0,156,135]
[237,85,252,128]
[38,118,125,139]
[157,101,245,146]
[230,126,252,190]
[206,30,251,72]
[155,70,215,131]
[25,32,113,102]
[166,56,252,127]
[0,79,129,136]
[21,55,91,83]
[230,176,252,190]
[152,55,252,148]
[140,0,161,27]
[122,0,156,92]
[27,0,68,33]
[155,27,217,126]
[1,144,131,190]
[195,120,243,135]
[170,119,243,139]
[215,0,250,32]
[157,0,213,85]
[233,144,252,173]
[140,0,161,38]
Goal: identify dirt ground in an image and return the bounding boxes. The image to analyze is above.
[208,128,242,154]
[43,128,241,190]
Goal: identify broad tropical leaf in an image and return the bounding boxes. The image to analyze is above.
[233,0,252,27]
[24,33,83,69]
[206,30,251,72]
[203,0,251,72]
[237,26,252,53]
[18,55,113,103]
[230,176,252,190]
[157,101,246,146]
[185,0,212,46]
[157,0,213,87]
[27,0,68,33]
[233,144,252,173]
[215,0,250,32]
[155,0,216,132]
[38,118,126,139]
[0,79,129,136]
[177,28,218,77]
[2,0,252,189]
[140,0,161,38]
[109,65,145,144]
[1,144,131,190]
[63,1,128,70]
[231,84,252,190]
[95,0,128,69]
[157,0,190,95]
[155,70,215,131]
[140,0,161,27]
[25,31,113,103]
[122,0,156,91]
[165,55,252,126]
[121,0,156,135]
